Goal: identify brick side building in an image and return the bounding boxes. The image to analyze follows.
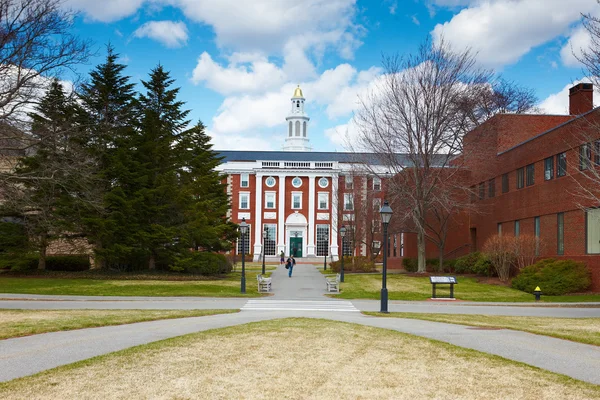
[408,83,600,290]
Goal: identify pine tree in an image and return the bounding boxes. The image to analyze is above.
[134,65,190,269]
[8,80,85,269]
[177,121,236,252]
[77,46,140,269]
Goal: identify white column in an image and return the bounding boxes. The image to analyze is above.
[307,175,316,257]
[253,174,263,261]
[331,173,339,260]
[277,174,286,254]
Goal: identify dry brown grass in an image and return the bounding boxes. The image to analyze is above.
[1,318,598,399]
[0,309,237,339]
[367,312,600,347]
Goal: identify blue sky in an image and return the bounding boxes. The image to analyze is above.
[65,0,599,152]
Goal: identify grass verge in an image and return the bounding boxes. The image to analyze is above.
[0,269,272,297]
[0,318,598,399]
[363,312,600,346]
[332,273,600,302]
[0,309,237,340]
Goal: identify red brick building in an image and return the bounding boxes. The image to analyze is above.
[404,83,600,290]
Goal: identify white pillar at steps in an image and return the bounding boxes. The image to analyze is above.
[307,175,316,257]
[277,174,286,255]
[253,174,263,261]
[330,173,339,260]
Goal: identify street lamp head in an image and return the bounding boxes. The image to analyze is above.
[380,200,393,226]
[340,225,347,237]
[262,226,268,239]
[239,217,249,235]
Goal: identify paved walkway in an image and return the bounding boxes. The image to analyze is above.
[0,263,599,385]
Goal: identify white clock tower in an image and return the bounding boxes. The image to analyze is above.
[283,85,312,151]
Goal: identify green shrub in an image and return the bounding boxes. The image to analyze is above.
[472,256,494,276]
[171,252,232,275]
[512,258,591,295]
[454,252,481,274]
[0,253,38,271]
[0,222,28,253]
[329,256,376,273]
[442,259,457,273]
[402,257,418,272]
[45,255,90,271]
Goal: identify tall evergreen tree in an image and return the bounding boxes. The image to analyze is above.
[177,121,236,252]
[6,80,86,269]
[78,46,140,269]
[134,65,189,269]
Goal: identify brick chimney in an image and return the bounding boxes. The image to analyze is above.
[569,83,594,115]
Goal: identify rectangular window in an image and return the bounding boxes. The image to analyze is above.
[318,192,329,210]
[239,193,250,209]
[544,157,554,180]
[580,143,592,170]
[237,224,251,255]
[372,220,380,233]
[526,164,534,187]
[292,193,302,209]
[344,193,354,211]
[557,152,567,177]
[595,141,600,165]
[488,179,495,198]
[263,224,277,256]
[479,182,485,200]
[534,216,540,256]
[497,223,502,235]
[240,173,249,188]
[516,168,524,189]
[372,177,381,191]
[514,220,520,237]
[345,176,353,190]
[316,225,329,256]
[502,173,509,193]
[373,198,382,212]
[265,192,275,209]
[587,208,600,254]
[342,236,353,256]
[557,213,564,255]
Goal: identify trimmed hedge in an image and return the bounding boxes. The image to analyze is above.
[453,252,495,276]
[171,252,233,275]
[402,258,456,273]
[329,256,376,273]
[511,258,591,295]
[44,255,90,271]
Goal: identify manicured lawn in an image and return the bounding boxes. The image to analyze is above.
[333,273,600,302]
[364,312,600,346]
[1,319,598,399]
[0,269,272,297]
[0,309,237,340]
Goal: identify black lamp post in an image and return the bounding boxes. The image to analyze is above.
[262,226,268,275]
[239,218,249,294]
[379,201,393,313]
[339,225,347,282]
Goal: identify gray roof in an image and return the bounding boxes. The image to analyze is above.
[215,150,448,167]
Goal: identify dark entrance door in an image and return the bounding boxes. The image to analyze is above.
[290,236,303,257]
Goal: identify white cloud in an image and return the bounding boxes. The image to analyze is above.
[192,52,287,95]
[133,20,188,48]
[538,79,598,114]
[431,0,597,67]
[64,0,146,22]
[207,129,277,151]
[561,25,593,67]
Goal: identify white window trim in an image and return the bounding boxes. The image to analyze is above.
[344,193,354,211]
[291,191,302,209]
[373,177,381,191]
[239,192,250,210]
[373,198,382,211]
[265,191,276,209]
[318,192,329,210]
[240,173,249,188]
[345,175,354,189]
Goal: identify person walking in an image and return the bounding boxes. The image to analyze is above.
[280,251,285,265]
[286,257,293,277]
[290,256,296,277]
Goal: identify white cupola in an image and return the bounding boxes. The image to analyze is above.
[283,85,312,151]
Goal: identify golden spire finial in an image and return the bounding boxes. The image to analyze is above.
[292,85,303,98]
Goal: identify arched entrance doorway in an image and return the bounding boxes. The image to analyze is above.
[285,211,307,258]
